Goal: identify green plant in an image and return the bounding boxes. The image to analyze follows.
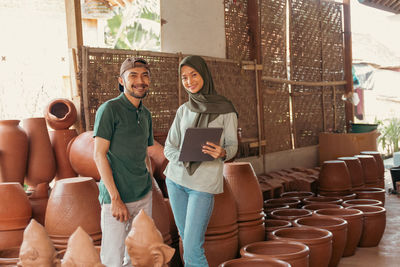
[377,117,400,156]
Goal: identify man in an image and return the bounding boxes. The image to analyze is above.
[93,57,154,267]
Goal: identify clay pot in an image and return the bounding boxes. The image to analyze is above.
[360,151,384,180]
[265,219,292,237]
[44,98,77,130]
[314,208,363,257]
[223,162,263,221]
[68,131,100,181]
[342,199,383,207]
[0,247,19,266]
[28,182,49,225]
[303,196,343,206]
[337,157,365,189]
[293,216,347,267]
[45,177,101,250]
[147,140,168,180]
[22,117,56,186]
[240,240,309,267]
[318,160,352,192]
[49,129,78,179]
[318,191,356,201]
[353,187,385,205]
[280,191,314,201]
[264,198,301,209]
[152,178,172,245]
[238,218,265,248]
[0,183,32,250]
[302,204,343,211]
[354,155,379,185]
[264,204,290,215]
[348,205,386,247]
[0,120,29,185]
[219,257,291,267]
[269,227,333,267]
[269,209,312,222]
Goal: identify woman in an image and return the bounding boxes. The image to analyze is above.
[163,55,238,266]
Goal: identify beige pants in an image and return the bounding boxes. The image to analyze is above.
[100,191,152,267]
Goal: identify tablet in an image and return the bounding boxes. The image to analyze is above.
[178,127,223,162]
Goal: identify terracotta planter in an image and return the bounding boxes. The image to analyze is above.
[354,155,379,185]
[303,196,343,206]
[302,204,343,211]
[314,208,363,257]
[342,199,383,207]
[264,198,301,209]
[269,209,312,222]
[265,219,292,237]
[44,98,77,130]
[360,151,384,180]
[269,227,333,267]
[280,191,315,202]
[68,131,100,181]
[240,240,309,267]
[152,178,172,245]
[318,191,356,201]
[223,162,263,221]
[219,257,291,267]
[337,157,365,189]
[45,177,101,250]
[22,117,56,186]
[147,140,168,180]
[28,182,49,225]
[353,187,385,205]
[49,129,78,180]
[0,120,28,185]
[348,205,386,247]
[293,216,347,267]
[0,183,32,250]
[319,160,352,192]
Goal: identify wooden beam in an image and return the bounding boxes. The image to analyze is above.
[343,0,354,132]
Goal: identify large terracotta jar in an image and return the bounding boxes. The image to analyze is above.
[314,208,363,257]
[240,240,309,267]
[264,198,301,209]
[0,183,32,250]
[318,160,352,192]
[0,120,29,185]
[269,227,333,267]
[45,177,101,250]
[22,117,56,186]
[68,131,100,181]
[219,257,291,267]
[353,187,386,205]
[342,199,383,207]
[348,205,386,247]
[354,155,379,185]
[269,209,312,222]
[293,216,347,267]
[49,129,78,180]
[44,98,77,130]
[280,191,314,202]
[302,197,343,206]
[302,203,343,211]
[152,179,172,245]
[28,182,49,225]
[337,157,364,189]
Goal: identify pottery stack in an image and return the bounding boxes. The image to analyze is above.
[44,98,79,180]
[354,154,380,188]
[224,162,265,249]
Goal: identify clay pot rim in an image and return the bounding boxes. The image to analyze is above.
[302,204,344,211]
[294,215,348,229]
[323,160,346,164]
[360,151,380,155]
[0,119,21,125]
[343,199,383,206]
[303,196,342,202]
[314,208,364,218]
[280,191,315,198]
[353,188,385,193]
[241,240,310,260]
[354,155,374,159]
[265,198,301,205]
[271,227,333,245]
[270,208,312,216]
[55,177,94,185]
[337,156,358,160]
[220,257,290,267]
[47,99,74,120]
[265,219,292,228]
[318,192,356,198]
[346,205,386,215]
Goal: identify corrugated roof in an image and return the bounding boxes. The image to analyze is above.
[358,0,400,14]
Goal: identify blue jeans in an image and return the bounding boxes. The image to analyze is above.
[166,178,214,267]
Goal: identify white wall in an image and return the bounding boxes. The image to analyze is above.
[160,0,226,58]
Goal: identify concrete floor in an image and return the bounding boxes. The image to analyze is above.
[338,167,400,267]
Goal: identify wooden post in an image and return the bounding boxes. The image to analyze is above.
[64,0,84,132]
[343,0,354,132]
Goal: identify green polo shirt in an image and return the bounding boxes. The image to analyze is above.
[93,93,153,204]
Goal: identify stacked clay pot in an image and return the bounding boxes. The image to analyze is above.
[0,120,29,185]
[337,157,365,190]
[240,240,309,267]
[294,216,347,267]
[360,151,385,189]
[314,208,363,257]
[354,155,380,188]
[348,205,386,247]
[219,257,291,267]
[353,187,386,205]
[45,177,101,250]
[269,227,333,267]
[224,162,265,248]
[0,183,32,250]
[342,199,383,208]
[318,160,352,196]
[28,182,49,225]
[68,131,100,181]
[152,178,172,246]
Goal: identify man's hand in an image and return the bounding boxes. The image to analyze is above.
[202,141,226,159]
[111,198,130,222]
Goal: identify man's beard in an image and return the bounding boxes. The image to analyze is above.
[128,84,149,99]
